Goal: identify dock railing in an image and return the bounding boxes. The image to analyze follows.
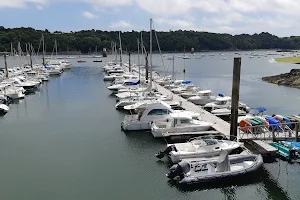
[238,122,299,141]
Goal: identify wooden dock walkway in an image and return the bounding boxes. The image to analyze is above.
[153,82,231,137]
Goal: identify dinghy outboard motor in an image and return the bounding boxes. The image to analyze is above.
[156,145,177,159]
[166,161,190,179]
[289,148,297,160]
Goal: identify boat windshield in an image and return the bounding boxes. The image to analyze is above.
[148,109,170,116]
[180,119,193,124]
[215,100,227,105]
[201,92,211,96]
[203,139,218,145]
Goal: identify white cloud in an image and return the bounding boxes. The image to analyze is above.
[109,20,134,30]
[0,0,46,8]
[156,18,195,29]
[36,4,43,10]
[82,11,98,19]
[83,0,133,7]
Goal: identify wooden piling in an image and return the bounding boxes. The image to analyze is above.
[230,57,241,141]
[4,54,8,78]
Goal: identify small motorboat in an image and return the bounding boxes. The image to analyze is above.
[77,60,86,63]
[151,113,212,138]
[93,60,102,63]
[0,104,9,116]
[156,137,243,163]
[166,151,263,185]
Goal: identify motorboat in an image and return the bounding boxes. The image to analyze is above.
[156,76,172,86]
[211,108,247,121]
[107,80,140,93]
[0,103,9,116]
[121,101,200,131]
[0,95,9,116]
[103,73,124,81]
[187,90,217,105]
[2,77,38,92]
[151,113,212,138]
[203,96,248,113]
[77,60,86,63]
[171,84,199,94]
[164,80,187,90]
[166,151,263,185]
[115,93,171,109]
[0,83,25,99]
[115,88,150,101]
[46,59,71,69]
[156,137,243,163]
[45,66,63,76]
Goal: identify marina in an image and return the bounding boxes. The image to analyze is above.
[2,33,300,199]
[1,52,300,199]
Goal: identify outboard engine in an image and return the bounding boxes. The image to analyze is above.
[290,148,297,160]
[166,161,190,179]
[155,145,177,159]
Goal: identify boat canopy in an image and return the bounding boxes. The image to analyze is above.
[256,107,267,113]
[218,93,225,97]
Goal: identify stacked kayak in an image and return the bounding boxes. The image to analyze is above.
[272,114,292,128]
[239,117,269,133]
[265,116,281,131]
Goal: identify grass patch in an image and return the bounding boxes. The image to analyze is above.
[275,56,300,63]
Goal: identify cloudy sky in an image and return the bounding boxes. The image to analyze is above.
[1,0,299,36]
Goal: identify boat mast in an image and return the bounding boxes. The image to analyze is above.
[55,39,58,58]
[30,45,33,70]
[115,42,118,62]
[10,43,13,57]
[149,18,153,90]
[172,55,175,81]
[119,32,123,66]
[141,32,144,66]
[183,46,186,81]
[137,38,140,82]
[4,54,8,78]
[42,34,45,66]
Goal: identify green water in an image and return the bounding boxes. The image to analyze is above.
[0,52,299,199]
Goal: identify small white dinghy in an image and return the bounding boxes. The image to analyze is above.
[156,137,242,163]
[166,150,263,185]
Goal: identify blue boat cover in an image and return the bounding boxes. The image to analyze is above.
[182,81,191,85]
[265,116,281,131]
[218,93,225,97]
[125,80,140,86]
[256,107,267,113]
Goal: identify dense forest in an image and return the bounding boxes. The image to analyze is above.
[1,26,300,54]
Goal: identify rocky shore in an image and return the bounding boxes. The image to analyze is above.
[262,69,300,89]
